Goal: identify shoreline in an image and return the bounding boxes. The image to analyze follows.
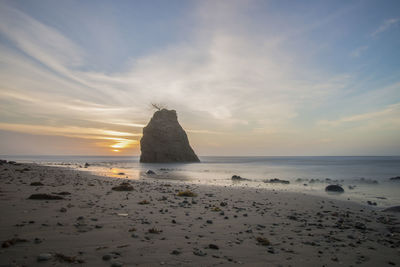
[60,163,400,209]
[4,155,399,208]
[0,161,399,266]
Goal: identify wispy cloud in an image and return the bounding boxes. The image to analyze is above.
[318,103,400,127]
[0,122,140,139]
[350,45,368,58]
[371,18,399,37]
[0,2,349,130]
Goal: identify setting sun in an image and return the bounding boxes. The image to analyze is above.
[110,139,138,149]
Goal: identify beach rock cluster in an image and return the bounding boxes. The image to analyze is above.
[231,175,249,181]
[389,176,400,181]
[140,109,200,163]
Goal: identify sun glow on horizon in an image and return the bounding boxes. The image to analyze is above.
[110,139,138,148]
[0,122,142,155]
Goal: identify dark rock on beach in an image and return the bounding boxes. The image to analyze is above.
[2,238,28,248]
[208,244,219,250]
[30,182,44,186]
[28,194,64,200]
[232,175,248,181]
[146,170,156,175]
[37,253,52,262]
[383,206,400,213]
[112,182,134,191]
[264,178,290,184]
[54,191,71,195]
[359,177,378,184]
[325,184,344,193]
[140,109,200,163]
[389,176,400,181]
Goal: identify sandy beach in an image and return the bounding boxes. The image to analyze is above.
[0,161,399,266]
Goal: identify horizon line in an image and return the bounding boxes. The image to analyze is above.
[1,154,399,158]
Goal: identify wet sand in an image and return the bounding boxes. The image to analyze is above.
[0,161,399,266]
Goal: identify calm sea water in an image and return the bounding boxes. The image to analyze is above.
[3,155,400,207]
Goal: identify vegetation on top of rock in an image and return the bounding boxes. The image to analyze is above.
[148,227,162,234]
[54,253,83,263]
[211,206,221,212]
[256,236,270,246]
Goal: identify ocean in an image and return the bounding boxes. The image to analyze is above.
[2,155,400,207]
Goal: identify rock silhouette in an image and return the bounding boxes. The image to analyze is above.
[140,109,200,163]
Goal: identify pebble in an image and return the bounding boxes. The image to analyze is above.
[193,249,207,256]
[171,250,181,255]
[102,254,112,261]
[111,261,123,267]
[209,244,219,250]
[37,253,52,262]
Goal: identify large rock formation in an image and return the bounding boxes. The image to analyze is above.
[140,109,200,163]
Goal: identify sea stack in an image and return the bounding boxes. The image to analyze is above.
[140,109,200,163]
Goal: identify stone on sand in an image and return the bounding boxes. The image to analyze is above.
[263,178,290,184]
[231,175,248,181]
[28,194,64,200]
[37,253,52,262]
[325,184,344,193]
[146,170,156,175]
[112,182,134,191]
[30,182,44,186]
[383,206,400,212]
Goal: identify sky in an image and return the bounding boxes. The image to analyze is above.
[0,0,399,156]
